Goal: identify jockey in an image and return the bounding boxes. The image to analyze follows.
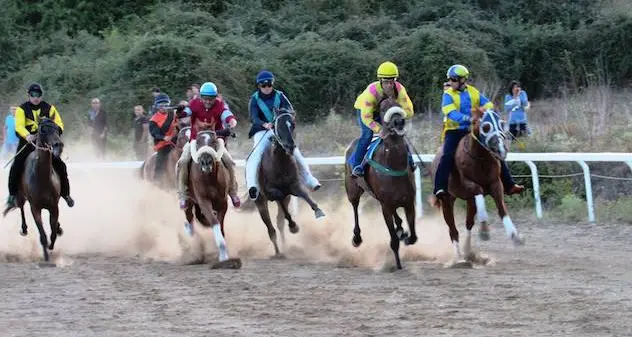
[176,81,241,209]
[433,64,525,198]
[5,83,74,209]
[148,94,177,183]
[245,70,321,201]
[347,61,415,177]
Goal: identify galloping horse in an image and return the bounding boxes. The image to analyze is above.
[2,118,64,263]
[429,108,525,266]
[183,128,241,269]
[138,124,189,190]
[253,107,325,257]
[344,97,418,270]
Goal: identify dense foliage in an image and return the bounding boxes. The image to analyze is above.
[0,0,630,133]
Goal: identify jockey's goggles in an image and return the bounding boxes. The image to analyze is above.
[448,77,462,82]
[201,95,217,100]
[258,80,273,88]
[29,91,42,98]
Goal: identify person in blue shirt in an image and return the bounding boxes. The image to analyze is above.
[1,106,19,162]
[245,70,321,200]
[504,80,531,138]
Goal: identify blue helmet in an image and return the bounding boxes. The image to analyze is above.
[153,93,171,106]
[256,70,274,85]
[200,82,218,97]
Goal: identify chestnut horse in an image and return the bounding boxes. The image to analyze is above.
[183,128,241,269]
[138,124,189,190]
[344,97,418,270]
[253,107,325,257]
[429,108,525,267]
[2,118,64,263]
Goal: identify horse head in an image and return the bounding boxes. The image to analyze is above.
[194,130,225,173]
[272,107,297,155]
[379,97,407,137]
[177,126,191,149]
[471,108,508,160]
[37,117,63,157]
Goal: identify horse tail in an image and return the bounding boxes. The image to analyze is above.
[427,194,442,210]
[2,203,16,217]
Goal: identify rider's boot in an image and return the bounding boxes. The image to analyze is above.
[177,143,192,209]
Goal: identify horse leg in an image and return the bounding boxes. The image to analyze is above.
[474,194,491,241]
[403,202,417,246]
[277,197,298,234]
[393,211,409,241]
[463,199,477,261]
[255,199,282,257]
[291,184,325,218]
[19,206,27,236]
[48,206,60,250]
[198,203,229,262]
[440,196,464,264]
[489,181,525,246]
[275,198,289,247]
[30,207,49,262]
[381,205,402,270]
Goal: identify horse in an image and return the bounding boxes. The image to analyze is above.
[429,108,525,267]
[138,125,189,190]
[253,107,325,257]
[183,128,241,269]
[344,97,418,270]
[2,118,65,263]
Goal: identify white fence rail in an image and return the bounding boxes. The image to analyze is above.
[67,152,632,223]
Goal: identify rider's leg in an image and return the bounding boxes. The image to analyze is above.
[221,151,241,207]
[433,129,468,197]
[6,138,34,207]
[154,145,170,182]
[51,156,74,207]
[500,161,525,195]
[293,147,321,191]
[348,109,376,177]
[176,142,192,209]
[246,130,272,200]
[405,144,416,171]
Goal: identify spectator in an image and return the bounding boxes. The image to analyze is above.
[1,106,18,162]
[503,80,531,138]
[190,83,200,100]
[132,105,149,160]
[87,98,108,159]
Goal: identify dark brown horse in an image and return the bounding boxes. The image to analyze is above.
[344,97,418,270]
[254,107,325,257]
[182,128,241,269]
[138,124,189,189]
[2,118,64,263]
[429,108,524,267]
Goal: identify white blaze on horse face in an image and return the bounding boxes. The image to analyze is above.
[475,194,489,223]
[502,215,518,238]
[212,224,229,262]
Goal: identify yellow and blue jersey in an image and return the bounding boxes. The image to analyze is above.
[441,85,493,132]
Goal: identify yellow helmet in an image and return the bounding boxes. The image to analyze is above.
[377,61,399,79]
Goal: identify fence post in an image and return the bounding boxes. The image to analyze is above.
[415,166,423,219]
[577,160,595,223]
[525,161,543,219]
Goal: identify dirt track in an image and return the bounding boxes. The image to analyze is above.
[1,169,631,337]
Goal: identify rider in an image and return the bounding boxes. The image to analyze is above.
[148,94,177,184]
[176,81,241,209]
[433,64,525,198]
[245,70,321,201]
[5,83,74,209]
[347,61,415,177]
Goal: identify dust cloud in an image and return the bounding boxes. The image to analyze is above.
[0,140,458,269]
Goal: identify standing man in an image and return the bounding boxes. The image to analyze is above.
[87,98,108,159]
[132,105,149,160]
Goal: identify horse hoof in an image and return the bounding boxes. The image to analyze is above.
[478,229,491,241]
[448,260,473,269]
[56,227,63,236]
[352,235,362,248]
[396,229,409,241]
[288,223,299,234]
[271,253,286,260]
[314,208,326,218]
[19,230,27,237]
[511,233,525,246]
[404,235,417,246]
[211,258,242,269]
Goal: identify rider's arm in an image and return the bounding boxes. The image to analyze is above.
[355,90,381,133]
[49,105,65,134]
[479,93,495,111]
[13,106,29,139]
[219,101,236,126]
[396,85,414,119]
[148,120,165,140]
[248,96,265,127]
[442,92,470,122]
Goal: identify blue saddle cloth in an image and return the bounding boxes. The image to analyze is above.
[365,136,382,162]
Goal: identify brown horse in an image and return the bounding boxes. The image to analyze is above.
[253,107,325,257]
[2,118,64,263]
[182,128,241,269]
[429,108,524,267]
[138,124,189,189]
[344,97,418,270]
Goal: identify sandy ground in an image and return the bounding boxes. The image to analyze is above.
[0,144,631,337]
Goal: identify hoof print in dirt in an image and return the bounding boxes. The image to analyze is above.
[447,261,473,269]
[37,262,57,268]
[212,258,242,270]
